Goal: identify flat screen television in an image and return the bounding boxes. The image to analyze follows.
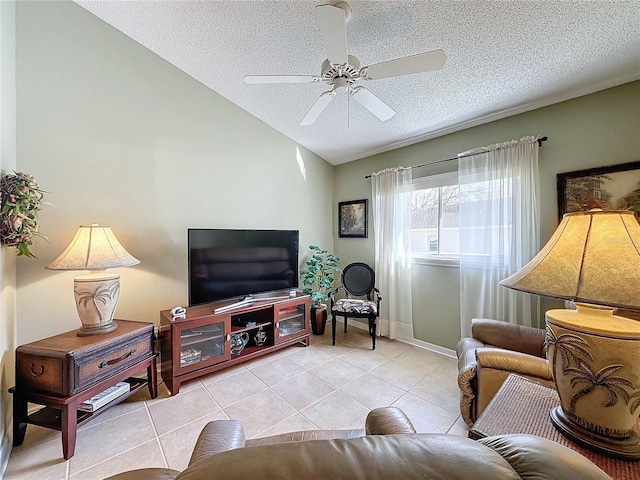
[188,229,299,306]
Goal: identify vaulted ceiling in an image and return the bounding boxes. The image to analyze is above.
[76,1,640,165]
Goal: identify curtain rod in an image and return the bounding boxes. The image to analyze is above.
[364,136,547,179]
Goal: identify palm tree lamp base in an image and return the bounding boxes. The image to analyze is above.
[73,273,121,336]
[546,304,640,460]
[550,406,640,459]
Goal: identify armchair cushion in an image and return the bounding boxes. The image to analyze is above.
[332,298,378,315]
[474,348,553,418]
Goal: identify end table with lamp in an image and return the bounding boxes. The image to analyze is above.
[500,210,640,459]
[10,319,157,460]
[470,374,640,480]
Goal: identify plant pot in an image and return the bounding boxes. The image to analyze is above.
[311,304,328,335]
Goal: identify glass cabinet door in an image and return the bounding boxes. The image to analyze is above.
[175,315,231,373]
[275,300,307,343]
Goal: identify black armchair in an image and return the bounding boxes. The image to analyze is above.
[329,262,382,350]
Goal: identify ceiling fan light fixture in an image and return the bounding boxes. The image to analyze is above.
[321,56,360,84]
[333,77,348,90]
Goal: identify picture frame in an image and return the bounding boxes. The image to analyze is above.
[557,160,640,221]
[338,199,368,238]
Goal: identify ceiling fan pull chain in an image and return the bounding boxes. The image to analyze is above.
[347,86,351,129]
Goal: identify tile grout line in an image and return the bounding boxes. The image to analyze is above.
[67,405,165,478]
[143,399,169,468]
[6,333,466,478]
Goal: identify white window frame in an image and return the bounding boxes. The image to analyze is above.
[407,171,460,267]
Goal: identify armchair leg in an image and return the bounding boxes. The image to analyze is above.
[331,315,337,345]
[344,317,348,333]
[369,316,376,350]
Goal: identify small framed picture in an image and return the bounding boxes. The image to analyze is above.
[557,161,640,221]
[338,199,368,238]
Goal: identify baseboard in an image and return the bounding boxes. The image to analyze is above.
[344,318,368,330]
[398,337,456,359]
[340,318,456,359]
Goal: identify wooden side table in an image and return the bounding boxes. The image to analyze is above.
[10,320,157,459]
[469,374,640,480]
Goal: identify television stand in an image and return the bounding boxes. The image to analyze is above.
[159,293,310,395]
[213,294,294,314]
[213,299,254,314]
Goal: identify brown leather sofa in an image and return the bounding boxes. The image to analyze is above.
[457,318,554,426]
[105,407,610,480]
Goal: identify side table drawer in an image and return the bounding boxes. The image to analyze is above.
[16,354,65,395]
[16,320,155,396]
[75,333,152,393]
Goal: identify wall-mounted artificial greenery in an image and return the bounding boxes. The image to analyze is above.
[0,171,45,257]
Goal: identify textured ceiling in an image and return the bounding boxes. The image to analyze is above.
[75,1,640,165]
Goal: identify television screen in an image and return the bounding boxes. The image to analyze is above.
[188,229,299,306]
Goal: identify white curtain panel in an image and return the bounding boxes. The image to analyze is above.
[458,136,541,337]
[371,167,414,341]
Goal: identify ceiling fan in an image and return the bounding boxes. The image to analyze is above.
[244,2,446,126]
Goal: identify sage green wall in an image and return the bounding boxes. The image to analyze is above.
[335,81,640,350]
[0,0,17,473]
[11,1,640,355]
[15,1,334,343]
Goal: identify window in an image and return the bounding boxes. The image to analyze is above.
[409,172,460,261]
[409,170,523,265]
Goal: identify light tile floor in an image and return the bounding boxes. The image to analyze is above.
[5,327,468,480]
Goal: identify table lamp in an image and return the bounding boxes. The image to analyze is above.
[46,224,140,336]
[500,209,640,458]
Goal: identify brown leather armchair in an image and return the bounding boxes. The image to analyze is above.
[105,407,609,480]
[457,318,554,426]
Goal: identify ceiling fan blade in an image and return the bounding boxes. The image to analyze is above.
[350,87,396,121]
[314,4,348,65]
[244,75,320,84]
[300,91,335,126]
[363,49,446,80]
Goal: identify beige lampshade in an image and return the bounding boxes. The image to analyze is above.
[46,224,140,271]
[500,210,640,310]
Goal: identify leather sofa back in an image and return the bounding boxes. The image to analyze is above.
[177,433,610,480]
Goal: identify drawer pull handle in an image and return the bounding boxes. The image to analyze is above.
[29,363,45,377]
[99,348,137,368]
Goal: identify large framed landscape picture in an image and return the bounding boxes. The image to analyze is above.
[557,161,640,221]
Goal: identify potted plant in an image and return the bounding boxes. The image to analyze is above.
[300,245,341,335]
